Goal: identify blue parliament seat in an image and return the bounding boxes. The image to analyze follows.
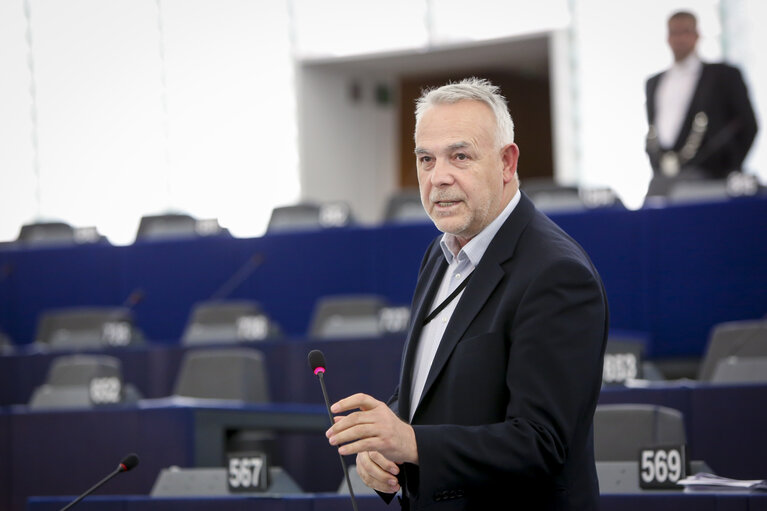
[697,319,767,381]
[135,213,229,241]
[382,188,431,224]
[28,353,141,409]
[710,356,767,384]
[266,201,356,233]
[181,300,283,344]
[307,293,408,339]
[594,403,686,462]
[33,306,145,351]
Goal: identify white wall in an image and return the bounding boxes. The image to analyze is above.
[2,0,766,242]
[722,0,766,179]
[297,67,398,225]
[0,0,298,244]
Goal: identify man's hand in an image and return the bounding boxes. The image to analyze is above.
[355,451,401,494]
[326,393,418,465]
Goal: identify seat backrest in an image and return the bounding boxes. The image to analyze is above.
[35,307,143,349]
[602,337,646,384]
[593,404,686,461]
[28,354,135,409]
[182,300,280,344]
[521,179,586,213]
[266,203,323,233]
[267,202,354,233]
[173,348,270,403]
[698,319,767,381]
[17,222,76,245]
[308,294,387,338]
[47,354,122,385]
[667,178,730,204]
[0,330,13,354]
[136,213,199,240]
[711,356,767,384]
[383,189,430,223]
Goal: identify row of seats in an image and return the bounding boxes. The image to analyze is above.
[0,295,410,351]
[28,348,269,408]
[2,214,228,248]
[0,190,430,248]
[23,345,704,496]
[6,173,763,248]
[603,318,767,385]
[22,347,692,457]
[6,305,766,387]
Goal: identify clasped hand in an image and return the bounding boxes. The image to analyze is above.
[326,393,418,493]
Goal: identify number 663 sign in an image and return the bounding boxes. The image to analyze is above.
[639,445,688,489]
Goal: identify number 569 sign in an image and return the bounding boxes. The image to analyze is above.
[639,445,688,489]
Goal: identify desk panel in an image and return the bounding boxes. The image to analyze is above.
[599,383,767,481]
[643,198,767,358]
[0,410,11,511]
[4,404,331,511]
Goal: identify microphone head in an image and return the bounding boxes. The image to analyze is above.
[308,350,326,375]
[119,453,139,472]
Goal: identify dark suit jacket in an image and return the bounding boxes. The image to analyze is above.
[383,193,608,510]
[645,62,758,178]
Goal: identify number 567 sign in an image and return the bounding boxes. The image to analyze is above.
[639,445,688,489]
[227,452,269,492]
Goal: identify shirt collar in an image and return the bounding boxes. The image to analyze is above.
[439,189,521,266]
[671,53,702,74]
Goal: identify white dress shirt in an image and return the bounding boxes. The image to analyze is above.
[655,53,703,148]
[409,190,521,420]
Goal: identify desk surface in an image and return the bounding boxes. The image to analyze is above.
[25,491,767,511]
[2,196,766,359]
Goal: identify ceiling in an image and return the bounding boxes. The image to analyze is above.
[300,32,551,79]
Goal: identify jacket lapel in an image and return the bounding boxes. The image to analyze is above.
[398,245,447,421]
[674,63,709,150]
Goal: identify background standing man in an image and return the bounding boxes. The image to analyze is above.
[326,78,608,510]
[645,10,758,179]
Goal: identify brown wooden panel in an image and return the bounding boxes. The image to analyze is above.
[398,71,553,189]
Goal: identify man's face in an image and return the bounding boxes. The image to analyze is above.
[667,16,698,62]
[415,100,518,247]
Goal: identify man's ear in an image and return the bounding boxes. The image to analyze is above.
[501,143,519,183]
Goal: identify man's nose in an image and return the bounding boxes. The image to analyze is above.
[431,159,454,186]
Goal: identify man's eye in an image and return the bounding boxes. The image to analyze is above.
[455,153,468,161]
[419,156,432,164]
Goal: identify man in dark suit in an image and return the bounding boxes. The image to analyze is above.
[326,78,608,510]
[645,10,758,179]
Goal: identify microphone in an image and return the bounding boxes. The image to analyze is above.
[209,253,264,301]
[60,453,139,511]
[308,350,358,511]
[122,288,145,308]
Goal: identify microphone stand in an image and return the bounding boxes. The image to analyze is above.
[317,370,359,511]
[60,466,122,511]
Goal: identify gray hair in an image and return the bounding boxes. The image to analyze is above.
[414,77,515,149]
